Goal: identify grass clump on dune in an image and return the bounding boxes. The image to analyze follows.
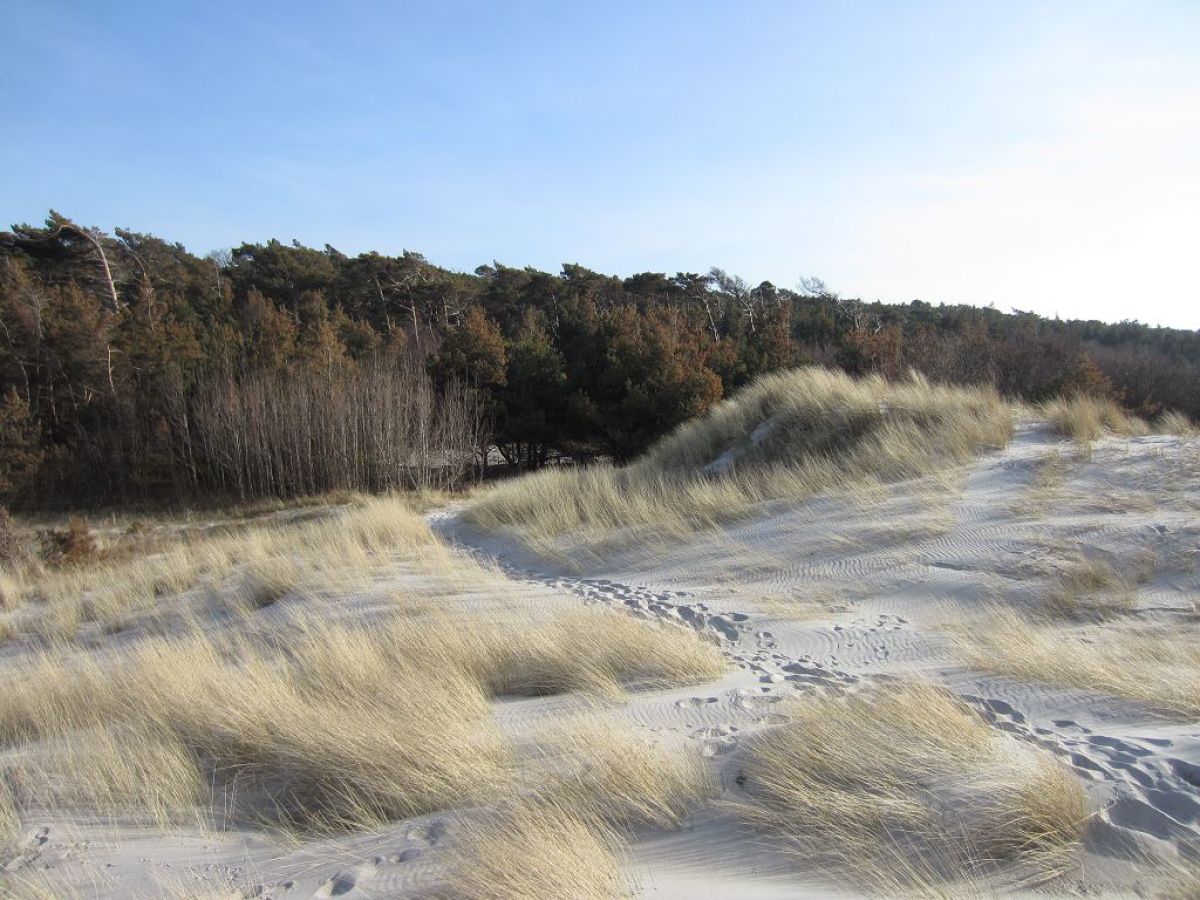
[25,727,209,828]
[0,605,722,831]
[467,368,1012,540]
[447,716,713,900]
[462,608,726,697]
[1042,395,1148,444]
[1155,410,1199,437]
[955,608,1200,718]
[530,716,714,830]
[445,799,629,900]
[738,681,1088,892]
[1043,553,1138,620]
[1,625,504,830]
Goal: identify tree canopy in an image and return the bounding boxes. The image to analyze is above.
[2,212,1197,506]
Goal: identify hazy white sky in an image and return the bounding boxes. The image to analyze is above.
[2,0,1198,327]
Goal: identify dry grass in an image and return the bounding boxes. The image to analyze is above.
[530,717,714,830]
[445,717,713,900]
[23,727,209,828]
[1,775,18,854]
[0,571,21,613]
[1042,395,1149,444]
[1160,864,1200,900]
[0,603,722,832]
[1012,450,1068,518]
[751,590,845,621]
[1156,410,1200,437]
[738,681,1088,893]
[0,495,495,641]
[463,609,726,698]
[467,368,1012,542]
[1043,553,1138,619]
[955,607,1200,718]
[1,626,503,830]
[445,799,629,900]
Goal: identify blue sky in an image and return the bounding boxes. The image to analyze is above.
[3,1,1198,326]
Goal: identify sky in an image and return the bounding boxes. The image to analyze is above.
[2,1,1198,327]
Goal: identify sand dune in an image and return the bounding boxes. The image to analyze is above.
[2,379,1198,897]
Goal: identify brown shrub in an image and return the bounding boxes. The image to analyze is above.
[37,517,98,567]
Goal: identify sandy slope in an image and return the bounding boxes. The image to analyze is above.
[4,423,1197,897]
[440,423,1200,897]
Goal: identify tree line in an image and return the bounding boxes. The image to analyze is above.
[1,211,1197,506]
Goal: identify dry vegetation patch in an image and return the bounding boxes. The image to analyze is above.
[468,368,1012,542]
[0,777,17,854]
[0,496,493,641]
[737,681,1088,893]
[1156,410,1200,438]
[1035,546,1158,621]
[445,799,629,900]
[465,609,726,697]
[955,608,1200,718]
[529,717,714,831]
[0,603,722,833]
[1012,450,1069,518]
[1042,396,1149,445]
[1043,554,1137,620]
[445,715,714,900]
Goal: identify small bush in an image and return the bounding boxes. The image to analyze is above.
[37,517,98,567]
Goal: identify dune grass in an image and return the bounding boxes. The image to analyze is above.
[462,609,726,698]
[1042,553,1139,620]
[955,607,1200,718]
[25,727,209,829]
[0,572,20,613]
[1161,866,1200,900]
[1,630,501,830]
[1040,395,1196,446]
[529,716,714,830]
[467,368,1012,542]
[1011,450,1069,518]
[1042,395,1149,444]
[1,495,495,642]
[445,715,713,900]
[1156,410,1200,437]
[738,681,1088,893]
[1,776,17,854]
[0,603,722,832]
[445,799,629,900]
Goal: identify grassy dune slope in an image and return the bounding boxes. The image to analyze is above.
[468,367,1013,539]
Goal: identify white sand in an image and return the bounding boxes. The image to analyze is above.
[3,422,1198,897]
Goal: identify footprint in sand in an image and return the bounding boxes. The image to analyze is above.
[675,696,721,709]
[1169,758,1200,788]
[314,858,384,898]
[314,872,357,898]
[1104,797,1188,842]
[405,819,448,846]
